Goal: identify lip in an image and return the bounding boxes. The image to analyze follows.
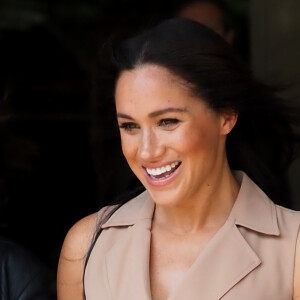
[143,161,181,187]
[142,161,180,169]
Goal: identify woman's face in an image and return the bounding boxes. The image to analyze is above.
[115,64,235,207]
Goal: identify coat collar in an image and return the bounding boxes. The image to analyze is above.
[101,190,154,229]
[229,171,280,235]
[101,171,280,236]
[99,171,280,300]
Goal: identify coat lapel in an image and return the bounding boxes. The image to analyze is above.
[103,193,155,300]
[100,171,280,300]
[168,219,261,300]
[168,171,279,300]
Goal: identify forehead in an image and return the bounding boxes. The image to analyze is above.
[115,64,209,115]
[117,64,185,87]
[115,64,192,100]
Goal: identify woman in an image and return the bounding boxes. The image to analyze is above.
[57,18,300,299]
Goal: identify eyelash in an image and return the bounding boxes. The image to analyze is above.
[119,118,180,132]
[158,118,180,127]
[119,122,139,131]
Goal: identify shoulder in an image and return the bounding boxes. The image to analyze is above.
[273,205,300,299]
[266,205,300,299]
[60,213,98,260]
[283,206,300,299]
[275,205,300,227]
[294,224,300,299]
[57,212,98,300]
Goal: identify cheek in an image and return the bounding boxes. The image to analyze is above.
[120,135,137,163]
[178,124,220,157]
[179,135,205,156]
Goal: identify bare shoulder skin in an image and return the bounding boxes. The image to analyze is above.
[294,230,300,299]
[57,213,97,300]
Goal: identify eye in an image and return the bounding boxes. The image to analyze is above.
[119,122,140,132]
[158,118,180,129]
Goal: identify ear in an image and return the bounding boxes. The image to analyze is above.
[219,110,238,135]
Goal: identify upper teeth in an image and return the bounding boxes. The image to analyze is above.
[146,162,179,176]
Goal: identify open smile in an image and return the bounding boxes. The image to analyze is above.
[145,161,181,180]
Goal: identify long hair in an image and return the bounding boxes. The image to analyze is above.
[92,18,299,212]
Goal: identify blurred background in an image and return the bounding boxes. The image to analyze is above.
[0,0,299,290]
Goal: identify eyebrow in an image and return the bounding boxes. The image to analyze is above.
[117,107,188,120]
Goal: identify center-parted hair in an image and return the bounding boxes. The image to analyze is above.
[92,18,299,206]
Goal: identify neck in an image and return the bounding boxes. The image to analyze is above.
[153,166,239,235]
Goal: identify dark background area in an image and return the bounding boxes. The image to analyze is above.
[0,0,250,280]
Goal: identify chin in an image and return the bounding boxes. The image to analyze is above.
[146,188,184,207]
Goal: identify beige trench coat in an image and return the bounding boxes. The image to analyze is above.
[84,172,300,300]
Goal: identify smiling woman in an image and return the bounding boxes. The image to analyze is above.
[57,18,300,300]
[115,64,237,207]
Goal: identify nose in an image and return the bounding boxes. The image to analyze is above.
[139,129,165,162]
